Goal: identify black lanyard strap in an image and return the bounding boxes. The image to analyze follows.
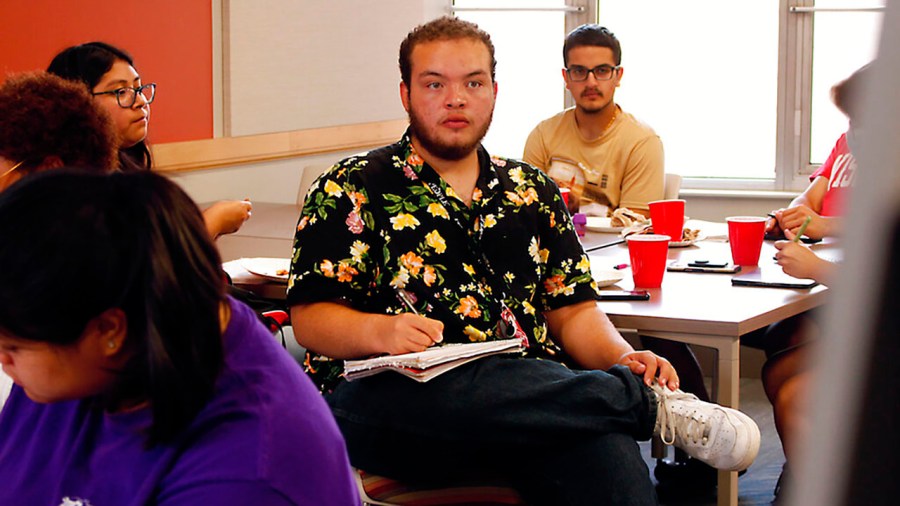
[421,177,530,344]
[423,179,510,301]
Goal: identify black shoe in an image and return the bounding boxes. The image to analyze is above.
[654,459,718,502]
[654,457,717,489]
[773,464,789,502]
[654,457,748,488]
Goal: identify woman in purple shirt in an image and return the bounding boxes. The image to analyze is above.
[0,170,359,506]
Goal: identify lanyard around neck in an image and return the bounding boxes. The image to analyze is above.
[412,159,529,345]
[421,174,510,302]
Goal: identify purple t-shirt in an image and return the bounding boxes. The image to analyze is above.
[0,297,359,506]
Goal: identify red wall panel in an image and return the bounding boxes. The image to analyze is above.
[0,0,213,143]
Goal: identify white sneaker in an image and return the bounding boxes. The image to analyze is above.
[651,381,761,472]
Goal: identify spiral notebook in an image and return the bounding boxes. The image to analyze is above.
[344,338,526,383]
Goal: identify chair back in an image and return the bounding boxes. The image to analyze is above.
[354,468,525,505]
[664,173,683,200]
[297,163,335,205]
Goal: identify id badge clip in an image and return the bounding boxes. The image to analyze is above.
[498,302,529,348]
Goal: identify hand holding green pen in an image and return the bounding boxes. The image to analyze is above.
[792,216,812,243]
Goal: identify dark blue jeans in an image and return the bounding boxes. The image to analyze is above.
[326,355,658,505]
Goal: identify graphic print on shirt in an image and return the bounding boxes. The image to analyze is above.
[828,153,856,190]
[60,497,93,506]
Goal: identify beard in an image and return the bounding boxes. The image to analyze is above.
[407,102,493,161]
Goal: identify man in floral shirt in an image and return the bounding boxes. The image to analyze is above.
[287,16,759,505]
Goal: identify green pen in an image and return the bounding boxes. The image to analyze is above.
[792,216,812,243]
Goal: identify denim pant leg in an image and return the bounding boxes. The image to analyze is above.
[520,432,658,506]
[326,355,657,505]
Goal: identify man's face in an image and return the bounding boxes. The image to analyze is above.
[564,46,622,114]
[400,38,498,161]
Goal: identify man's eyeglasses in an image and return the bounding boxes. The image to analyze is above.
[92,83,157,108]
[565,65,620,82]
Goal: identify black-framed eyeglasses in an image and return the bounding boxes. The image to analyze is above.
[565,65,620,82]
[92,83,157,108]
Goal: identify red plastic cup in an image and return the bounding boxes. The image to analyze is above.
[726,216,767,266]
[626,234,671,288]
[649,199,685,242]
[559,187,570,207]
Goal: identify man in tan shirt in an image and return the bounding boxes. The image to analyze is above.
[523,24,663,218]
[525,25,718,496]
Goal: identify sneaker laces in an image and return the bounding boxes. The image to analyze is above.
[657,390,740,445]
[655,389,738,447]
[652,382,761,472]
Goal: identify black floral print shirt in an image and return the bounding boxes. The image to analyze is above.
[287,131,601,392]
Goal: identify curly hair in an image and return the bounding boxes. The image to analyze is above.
[399,16,496,88]
[0,72,117,175]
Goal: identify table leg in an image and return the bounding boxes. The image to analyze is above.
[640,331,741,506]
[715,338,741,506]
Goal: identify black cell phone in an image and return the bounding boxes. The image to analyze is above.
[668,261,741,273]
[597,290,650,301]
[764,232,822,244]
[687,260,728,268]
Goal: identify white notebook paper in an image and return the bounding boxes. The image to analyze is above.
[344,338,526,383]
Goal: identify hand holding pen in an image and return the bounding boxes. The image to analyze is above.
[384,287,443,354]
[791,216,812,243]
[773,217,819,279]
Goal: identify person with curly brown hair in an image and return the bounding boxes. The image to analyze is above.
[0,71,117,192]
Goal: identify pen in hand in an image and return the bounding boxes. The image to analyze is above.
[394,287,443,343]
[394,287,420,315]
[792,216,812,243]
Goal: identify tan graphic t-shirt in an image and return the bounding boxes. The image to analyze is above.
[523,107,664,215]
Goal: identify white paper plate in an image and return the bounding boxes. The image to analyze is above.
[240,257,291,281]
[592,269,626,288]
[669,232,707,248]
[585,216,624,233]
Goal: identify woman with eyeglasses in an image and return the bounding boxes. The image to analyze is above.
[48,42,253,239]
[0,170,359,505]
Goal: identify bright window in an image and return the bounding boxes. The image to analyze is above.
[809,1,883,165]
[598,1,778,182]
[454,0,885,192]
[454,0,568,160]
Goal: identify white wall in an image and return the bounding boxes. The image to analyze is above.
[171,151,351,206]
[224,0,449,136]
[174,0,449,204]
[683,192,793,222]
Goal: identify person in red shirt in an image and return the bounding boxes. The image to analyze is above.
[756,62,871,500]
